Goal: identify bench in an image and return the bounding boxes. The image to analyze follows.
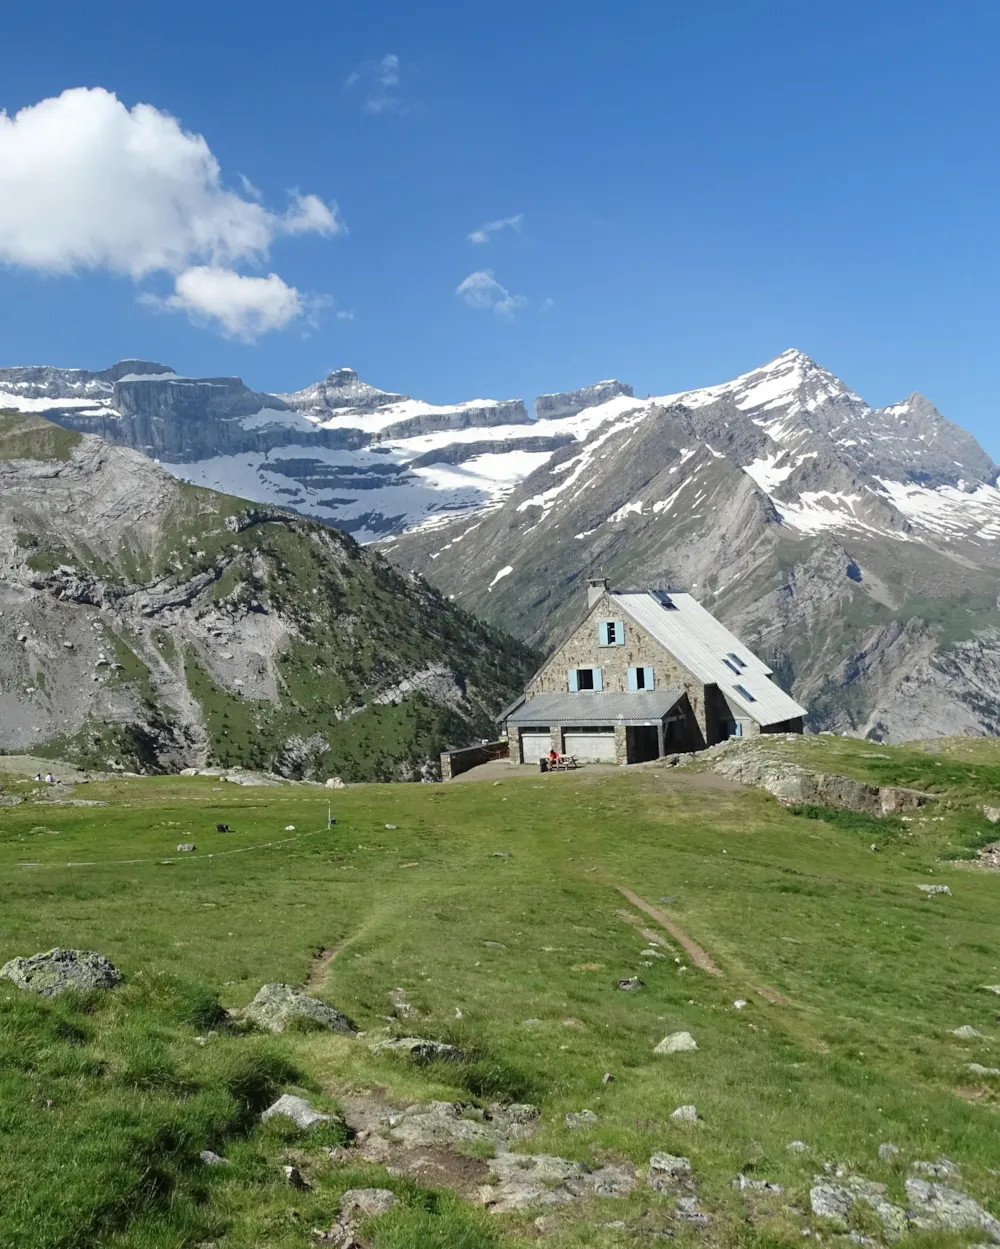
[549,755,579,771]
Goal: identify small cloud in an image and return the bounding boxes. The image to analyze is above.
[336,309,355,321]
[467,213,524,244]
[539,297,556,313]
[456,269,526,317]
[344,53,406,115]
[149,266,305,341]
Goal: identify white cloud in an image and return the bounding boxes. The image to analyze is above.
[344,53,404,115]
[152,267,303,340]
[456,270,526,317]
[0,86,342,337]
[467,213,524,244]
[336,309,356,321]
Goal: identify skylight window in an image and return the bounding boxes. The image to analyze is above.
[723,658,742,675]
[727,652,748,670]
[733,683,756,702]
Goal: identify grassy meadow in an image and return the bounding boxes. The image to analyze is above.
[1,734,999,1248]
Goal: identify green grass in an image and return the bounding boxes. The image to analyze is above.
[1,738,1000,1247]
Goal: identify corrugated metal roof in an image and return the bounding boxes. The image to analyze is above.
[611,591,807,727]
[505,689,683,726]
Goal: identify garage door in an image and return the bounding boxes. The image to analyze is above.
[519,731,551,763]
[563,732,616,763]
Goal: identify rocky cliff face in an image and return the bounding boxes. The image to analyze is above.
[0,412,536,778]
[534,380,633,421]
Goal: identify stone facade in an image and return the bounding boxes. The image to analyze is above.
[528,590,715,745]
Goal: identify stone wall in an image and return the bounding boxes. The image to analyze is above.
[441,740,508,780]
[529,591,710,745]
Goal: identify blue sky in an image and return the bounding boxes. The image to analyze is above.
[1,1,999,452]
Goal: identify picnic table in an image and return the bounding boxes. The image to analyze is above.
[548,754,579,772]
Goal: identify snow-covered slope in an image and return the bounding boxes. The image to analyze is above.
[384,350,1000,744]
[0,364,647,541]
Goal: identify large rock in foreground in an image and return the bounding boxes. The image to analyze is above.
[0,948,123,997]
[239,983,357,1034]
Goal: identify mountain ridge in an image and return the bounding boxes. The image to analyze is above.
[5,348,1000,742]
[0,410,536,778]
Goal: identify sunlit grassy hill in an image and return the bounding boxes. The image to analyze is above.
[0,735,999,1248]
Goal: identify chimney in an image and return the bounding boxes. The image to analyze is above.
[587,577,610,607]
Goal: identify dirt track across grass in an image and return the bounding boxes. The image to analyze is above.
[617,886,723,976]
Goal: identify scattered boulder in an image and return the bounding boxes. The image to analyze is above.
[388,987,418,1019]
[733,998,749,1010]
[788,1140,809,1154]
[646,1153,693,1193]
[983,985,1000,996]
[325,777,346,789]
[654,1031,697,1054]
[365,1098,537,1150]
[981,806,1000,823]
[967,1063,1000,1076]
[810,1178,907,1237]
[617,977,643,991]
[261,1094,337,1131]
[238,984,357,1034]
[670,1104,699,1123]
[905,1179,1000,1242]
[877,1142,900,1161]
[910,1158,960,1179]
[371,1036,465,1062]
[176,843,196,853]
[0,948,123,997]
[564,1110,599,1129]
[918,884,951,896]
[199,1150,230,1166]
[481,1152,636,1213]
[951,1025,983,1039]
[340,1188,397,1219]
[283,1164,312,1189]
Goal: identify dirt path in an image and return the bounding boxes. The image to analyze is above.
[616,887,723,977]
[306,945,340,989]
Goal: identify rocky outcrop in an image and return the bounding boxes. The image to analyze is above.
[0,948,123,996]
[238,984,357,1034]
[534,380,634,421]
[711,750,933,816]
[281,367,408,415]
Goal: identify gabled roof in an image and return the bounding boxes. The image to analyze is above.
[610,591,807,727]
[504,688,684,726]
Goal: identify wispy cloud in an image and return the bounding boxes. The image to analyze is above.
[344,53,405,115]
[336,309,355,321]
[456,270,526,317]
[467,213,524,244]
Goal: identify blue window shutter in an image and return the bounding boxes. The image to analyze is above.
[568,669,578,692]
[644,666,655,690]
[593,668,603,691]
[615,620,626,646]
[627,667,638,691]
[598,621,608,646]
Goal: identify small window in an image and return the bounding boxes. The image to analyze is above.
[727,652,748,670]
[598,620,626,647]
[733,683,756,702]
[722,658,742,675]
[628,665,656,691]
[569,667,602,691]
